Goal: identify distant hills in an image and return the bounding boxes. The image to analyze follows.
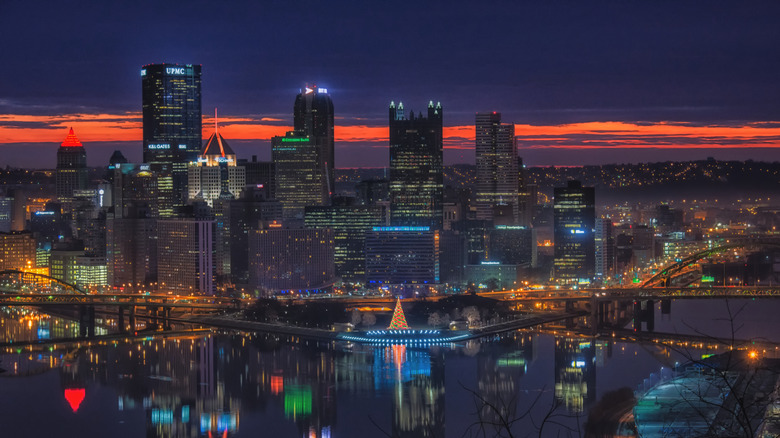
[337,160,780,203]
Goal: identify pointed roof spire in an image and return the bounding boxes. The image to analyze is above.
[387,298,410,330]
[201,108,235,159]
[61,127,83,147]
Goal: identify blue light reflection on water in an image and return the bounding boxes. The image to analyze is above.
[0,299,778,437]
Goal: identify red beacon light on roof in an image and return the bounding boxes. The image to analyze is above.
[61,127,83,147]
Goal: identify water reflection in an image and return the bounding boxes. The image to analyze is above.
[2,301,779,437]
[554,338,596,413]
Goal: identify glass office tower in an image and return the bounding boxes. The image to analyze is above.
[141,63,202,210]
[553,180,596,283]
[388,101,444,229]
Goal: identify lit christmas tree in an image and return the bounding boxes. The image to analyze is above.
[387,298,410,330]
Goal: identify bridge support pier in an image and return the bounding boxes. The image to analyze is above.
[78,305,95,337]
[79,305,87,337]
[129,306,136,332]
[118,306,125,332]
[644,299,654,332]
[633,301,642,332]
[661,299,671,315]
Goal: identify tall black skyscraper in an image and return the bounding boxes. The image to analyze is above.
[141,64,202,209]
[553,180,596,283]
[56,127,88,205]
[388,101,443,229]
[294,84,335,200]
[273,85,334,220]
[475,112,517,222]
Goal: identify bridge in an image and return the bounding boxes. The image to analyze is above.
[0,292,241,310]
[641,238,780,287]
[480,285,780,302]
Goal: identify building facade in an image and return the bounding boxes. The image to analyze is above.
[553,181,595,283]
[248,227,335,295]
[141,64,202,205]
[294,84,334,199]
[388,101,444,229]
[272,132,328,220]
[304,202,387,283]
[56,128,88,205]
[365,226,439,285]
[157,219,215,295]
[188,128,245,207]
[107,216,157,290]
[475,112,518,222]
[594,218,615,280]
[0,231,36,271]
[487,225,537,267]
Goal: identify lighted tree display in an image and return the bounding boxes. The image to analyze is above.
[387,298,410,330]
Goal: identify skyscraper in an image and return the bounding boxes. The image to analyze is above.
[157,219,215,295]
[388,101,443,229]
[272,132,327,220]
[248,226,335,295]
[594,218,614,280]
[272,85,333,220]
[56,127,88,205]
[141,64,202,207]
[188,121,245,207]
[294,84,335,198]
[553,180,595,283]
[304,200,387,283]
[365,226,440,286]
[475,112,518,222]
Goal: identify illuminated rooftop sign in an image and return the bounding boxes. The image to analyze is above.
[148,143,170,150]
[481,261,501,265]
[166,67,186,75]
[280,137,309,143]
[372,226,430,232]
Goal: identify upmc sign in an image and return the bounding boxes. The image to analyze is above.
[166,67,186,75]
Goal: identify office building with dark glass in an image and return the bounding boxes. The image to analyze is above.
[56,127,88,206]
[388,101,443,229]
[475,112,518,222]
[272,132,327,220]
[553,180,595,283]
[304,202,387,283]
[294,84,334,198]
[272,85,333,220]
[365,226,439,285]
[141,63,202,208]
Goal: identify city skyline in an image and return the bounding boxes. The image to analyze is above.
[2,2,780,168]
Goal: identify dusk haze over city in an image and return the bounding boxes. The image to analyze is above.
[2,2,780,438]
[2,1,780,167]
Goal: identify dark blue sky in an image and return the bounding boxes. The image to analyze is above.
[2,1,780,167]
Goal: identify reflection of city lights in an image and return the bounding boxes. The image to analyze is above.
[64,388,86,413]
[271,374,283,395]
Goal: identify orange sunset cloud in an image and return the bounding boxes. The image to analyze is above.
[2,113,780,153]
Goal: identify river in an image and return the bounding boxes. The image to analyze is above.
[1,299,778,437]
